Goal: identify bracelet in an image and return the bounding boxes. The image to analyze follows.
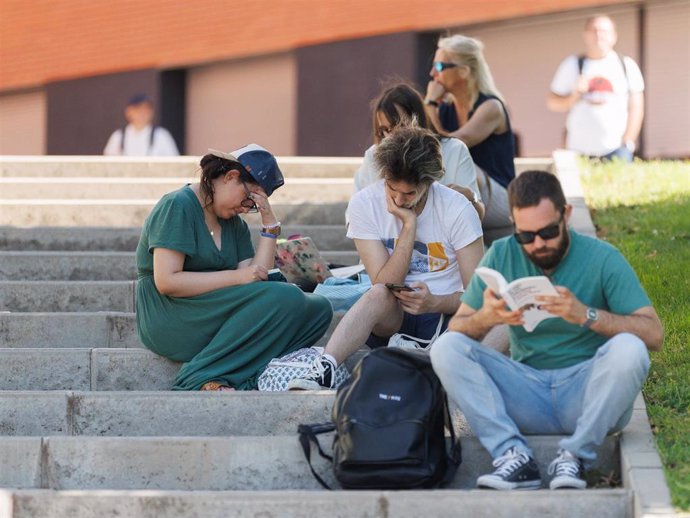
[262,221,281,229]
[424,99,439,107]
[260,232,279,239]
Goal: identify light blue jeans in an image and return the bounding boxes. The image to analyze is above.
[430,331,650,467]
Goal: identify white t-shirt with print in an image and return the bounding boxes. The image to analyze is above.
[347,180,482,295]
[550,52,644,156]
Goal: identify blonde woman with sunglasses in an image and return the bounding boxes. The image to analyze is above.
[425,35,515,243]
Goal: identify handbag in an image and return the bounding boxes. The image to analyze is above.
[387,314,446,352]
[257,346,350,391]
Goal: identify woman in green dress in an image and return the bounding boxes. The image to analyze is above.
[135,144,333,391]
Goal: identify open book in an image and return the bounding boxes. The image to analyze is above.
[475,266,560,332]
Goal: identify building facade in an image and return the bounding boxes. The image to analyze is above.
[0,0,688,158]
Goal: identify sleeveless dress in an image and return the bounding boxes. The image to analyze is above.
[135,185,333,390]
[438,93,516,188]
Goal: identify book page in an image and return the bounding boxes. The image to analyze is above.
[504,277,559,332]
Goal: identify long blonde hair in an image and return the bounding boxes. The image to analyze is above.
[438,34,504,102]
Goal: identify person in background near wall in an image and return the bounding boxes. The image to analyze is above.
[424,35,515,244]
[354,82,485,222]
[135,144,332,391]
[104,94,180,156]
[547,15,644,162]
[431,170,662,490]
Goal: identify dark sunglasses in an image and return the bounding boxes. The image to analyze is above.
[433,61,458,72]
[514,210,565,244]
[240,181,259,213]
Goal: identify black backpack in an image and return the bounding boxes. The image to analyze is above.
[298,347,462,489]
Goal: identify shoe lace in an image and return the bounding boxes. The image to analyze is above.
[547,450,581,477]
[307,357,333,387]
[492,447,529,477]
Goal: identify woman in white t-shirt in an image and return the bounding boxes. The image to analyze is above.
[354,83,485,221]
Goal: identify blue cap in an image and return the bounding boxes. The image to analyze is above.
[208,144,284,197]
[126,93,153,106]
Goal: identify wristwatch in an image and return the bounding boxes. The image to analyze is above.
[581,307,599,328]
[470,191,480,205]
[424,99,439,107]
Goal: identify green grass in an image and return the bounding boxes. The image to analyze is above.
[579,159,690,511]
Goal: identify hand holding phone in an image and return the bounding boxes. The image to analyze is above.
[385,283,416,292]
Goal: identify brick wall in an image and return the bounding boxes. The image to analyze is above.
[0,0,632,91]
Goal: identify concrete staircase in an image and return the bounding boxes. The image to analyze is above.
[0,155,666,517]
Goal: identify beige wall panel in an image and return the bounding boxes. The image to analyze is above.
[457,6,640,157]
[0,90,46,155]
[644,0,690,158]
[186,53,296,157]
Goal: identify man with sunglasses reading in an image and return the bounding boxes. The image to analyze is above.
[431,170,663,490]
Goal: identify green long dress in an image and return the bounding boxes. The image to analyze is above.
[135,185,333,390]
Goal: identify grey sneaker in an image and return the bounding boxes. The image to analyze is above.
[477,446,542,490]
[288,356,336,390]
[548,449,586,489]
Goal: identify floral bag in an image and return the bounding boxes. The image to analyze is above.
[257,346,350,391]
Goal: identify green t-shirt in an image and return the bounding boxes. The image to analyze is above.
[462,230,651,370]
[136,185,254,278]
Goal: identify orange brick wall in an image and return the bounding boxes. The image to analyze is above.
[0,0,632,92]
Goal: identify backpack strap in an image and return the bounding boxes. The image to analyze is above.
[297,423,336,490]
[440,393,463,487]
[119,126,127,154]
[148,126,157,154]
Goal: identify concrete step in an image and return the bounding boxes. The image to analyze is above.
[0,225,353,252]
[0,200,348,226]
[0,281,135,312]
[0,177,353,203]
[0,322,346,390]
[0,312,141,349]
[0,251,136,281]
[2,488,631,518]
[0,155,362,178]
[0,391,337,437]
[0,311,343,350]
[0,155,549,179]
[0,434,617,491]
[0,249,359,280]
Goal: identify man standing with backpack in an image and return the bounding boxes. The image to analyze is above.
[430,170,663,490]
[103,94,180,156]
[547,14,644,162]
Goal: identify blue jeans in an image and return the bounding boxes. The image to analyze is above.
[594,145,634,163]
[430,331,650,466]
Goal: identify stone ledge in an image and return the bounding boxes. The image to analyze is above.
[1,488,631,518]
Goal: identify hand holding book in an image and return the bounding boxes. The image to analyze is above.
[475,267,560,332]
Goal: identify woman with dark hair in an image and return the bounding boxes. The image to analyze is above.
[424,35,515,241]
[354,82,484,221]
[135,144,333,391]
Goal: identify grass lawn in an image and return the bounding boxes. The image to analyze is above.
[579,159,690,511]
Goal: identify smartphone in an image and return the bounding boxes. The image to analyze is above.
[385,283,415,292]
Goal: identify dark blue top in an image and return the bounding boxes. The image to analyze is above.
[438,93,516,188]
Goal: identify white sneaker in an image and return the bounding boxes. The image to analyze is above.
[548,449,586,489]
[287,356,336,390]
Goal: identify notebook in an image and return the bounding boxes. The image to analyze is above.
[273,237,333,284]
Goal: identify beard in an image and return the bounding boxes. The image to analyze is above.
[526,228,570,270]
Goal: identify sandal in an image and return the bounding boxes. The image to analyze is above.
[200,381,235,392]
